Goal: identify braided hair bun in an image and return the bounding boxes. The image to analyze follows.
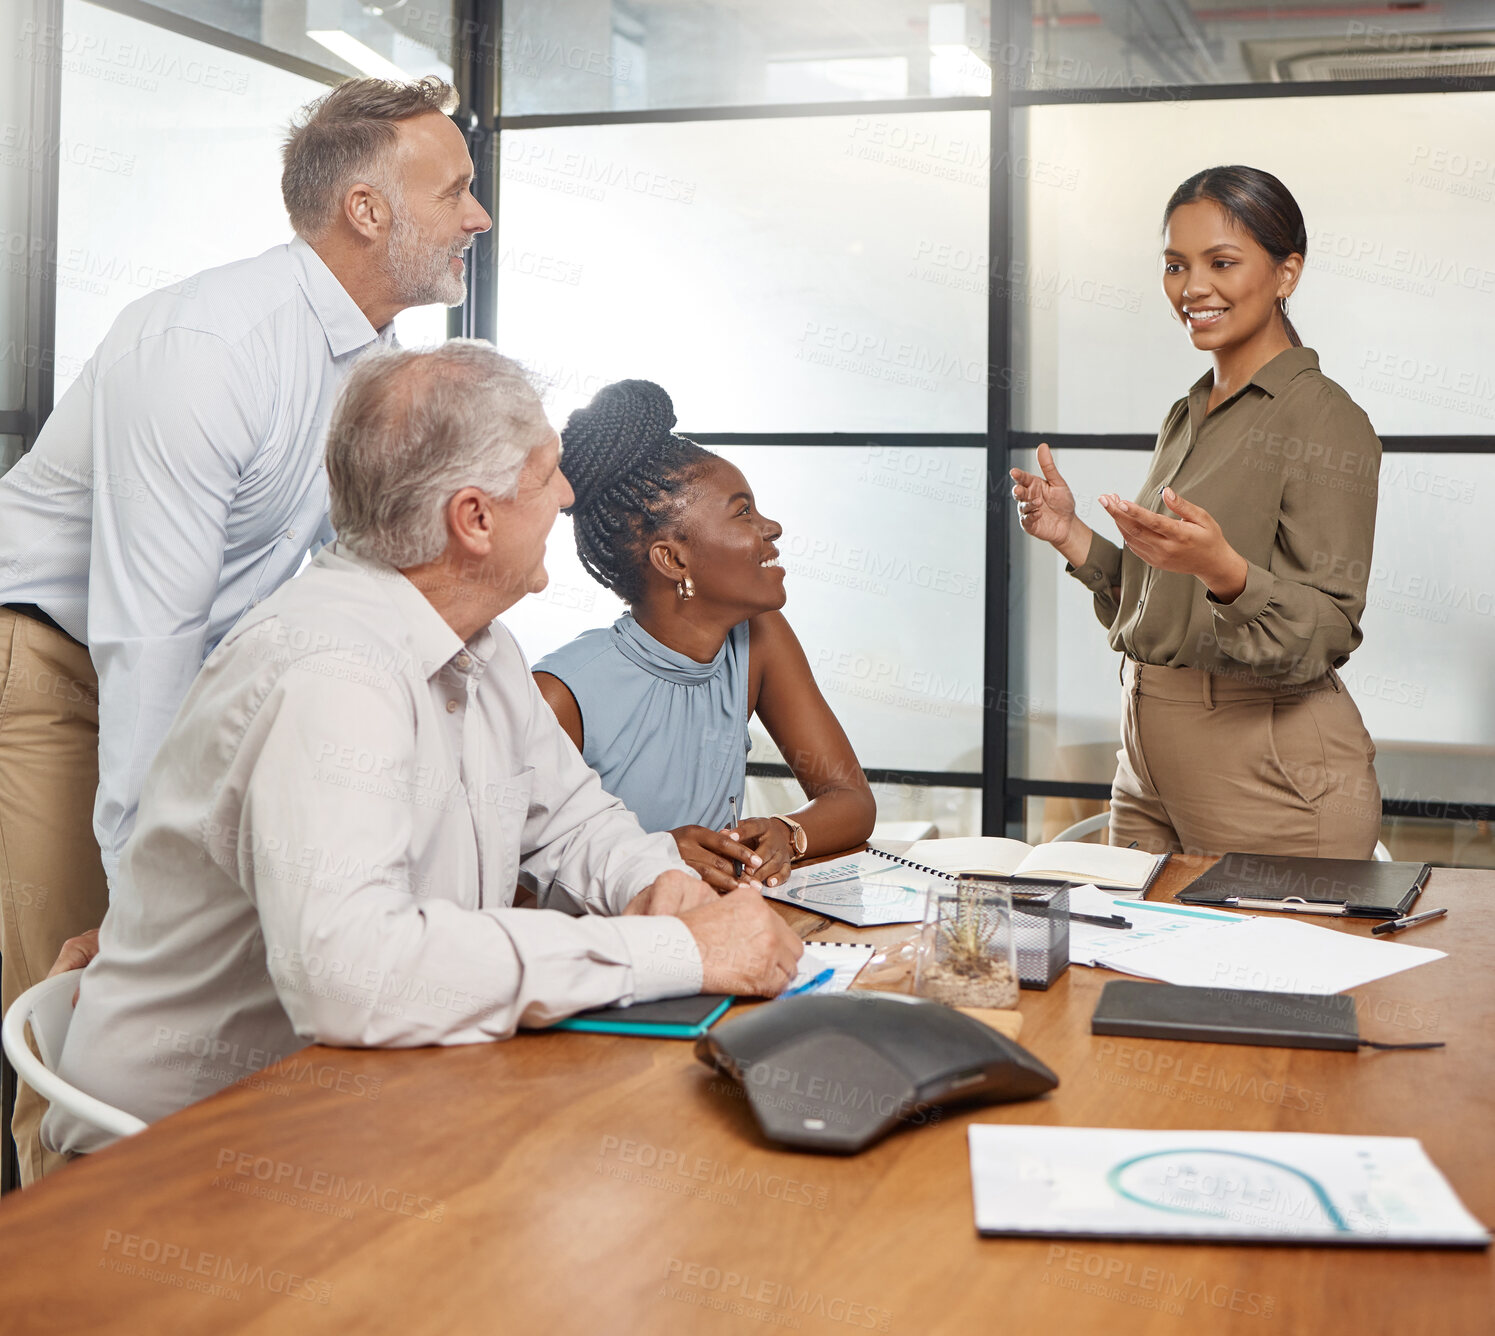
[561,380,677,510]
[561,379,714,604]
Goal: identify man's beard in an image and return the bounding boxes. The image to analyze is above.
[385,209,468,307]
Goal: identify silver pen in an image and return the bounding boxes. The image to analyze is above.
[1371,906,1448,936]
[727,796,744,879]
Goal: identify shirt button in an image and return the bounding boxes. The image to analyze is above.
[286,529,296,541]
[446,700,458,714]
[455,653,471,670]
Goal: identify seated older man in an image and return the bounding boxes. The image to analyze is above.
[44,342,801,1154]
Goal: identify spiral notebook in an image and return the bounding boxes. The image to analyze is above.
[882,838,1169,897]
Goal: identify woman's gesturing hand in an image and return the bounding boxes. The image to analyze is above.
[1009,442,1077,546]
[1100,487,1249,602]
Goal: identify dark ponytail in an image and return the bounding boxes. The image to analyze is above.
[560,379,714,605]
[1163,166,1307,347]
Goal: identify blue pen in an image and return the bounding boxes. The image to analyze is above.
[783,966,835,998]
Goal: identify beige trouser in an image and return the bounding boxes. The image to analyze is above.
[0,608,109,1186]
[1109,659,1382,859]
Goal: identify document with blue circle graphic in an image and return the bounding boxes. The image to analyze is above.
[969,1126,1489,1247]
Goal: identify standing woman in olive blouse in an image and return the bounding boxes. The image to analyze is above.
[1011,165,1382,857]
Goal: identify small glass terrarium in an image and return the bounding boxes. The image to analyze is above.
[914,875,1019,1009]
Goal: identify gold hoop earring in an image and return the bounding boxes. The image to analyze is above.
[677,575,695,600]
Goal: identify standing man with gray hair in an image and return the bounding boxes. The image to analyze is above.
[0,75,489,1184]
[43,344,801,1155]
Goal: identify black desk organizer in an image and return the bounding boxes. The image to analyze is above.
[1007,882,1072,990]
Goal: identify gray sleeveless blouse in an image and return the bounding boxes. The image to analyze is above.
[533,614,750,833]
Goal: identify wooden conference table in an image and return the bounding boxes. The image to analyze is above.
[0,856,1488,1335]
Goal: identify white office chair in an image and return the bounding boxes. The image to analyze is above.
[1053,812,1394,862]
[1053,813,1110,843]
[2,973,146,1144]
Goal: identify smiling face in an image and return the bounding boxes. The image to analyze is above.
[1163,199,1300,355]
[384,111,492,307]
[656,458,786,616]
[485,431,572,607]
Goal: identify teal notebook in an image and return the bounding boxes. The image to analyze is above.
[552,994,735,1039]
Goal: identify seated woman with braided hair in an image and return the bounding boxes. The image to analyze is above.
[532,379,876,891]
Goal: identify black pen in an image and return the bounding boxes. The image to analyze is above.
[1069,912,1132,930]
[1371,906,1447,937]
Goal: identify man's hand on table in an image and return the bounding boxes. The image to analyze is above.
[678,885,804,996]
[623,869,720,916]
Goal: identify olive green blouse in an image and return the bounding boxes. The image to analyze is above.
[1067,347,1381,686]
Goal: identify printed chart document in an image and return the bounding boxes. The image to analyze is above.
[968,1126,1490,1247]
[763,854,931,927]
[1065,886,1446,994]
[1066,886,1240,965]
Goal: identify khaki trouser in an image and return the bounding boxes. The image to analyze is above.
[0,608,109,1186]
[1109,660,1382,859]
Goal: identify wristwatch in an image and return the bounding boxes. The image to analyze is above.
[772,814,808,860]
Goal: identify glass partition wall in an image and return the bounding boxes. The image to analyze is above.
[6,0,1492,856]
[491,3,1495,856]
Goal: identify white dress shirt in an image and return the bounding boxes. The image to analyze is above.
[0,236,386,879]
[44,545,703,1155]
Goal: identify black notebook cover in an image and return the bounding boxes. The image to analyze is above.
[1091,980,1361,1051]
[1175,853,1430,919]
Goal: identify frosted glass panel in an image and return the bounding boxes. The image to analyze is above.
[54,3,445,396]
[135,0,452,83]
[504,444,986,774]
[749,769,982,842]
[1352,453,1495,806]
[497,113,988,431]
[54,3,322,393]
[722,444,984,774]
[1006,447,1153,785]
[1007,447,1495,810]
[502,0,988,115]
[0,0,37,410]
[1014,92,1495,436]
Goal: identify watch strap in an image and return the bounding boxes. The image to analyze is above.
[772,814,808,858]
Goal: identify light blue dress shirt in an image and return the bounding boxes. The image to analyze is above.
[533,614,751,833]
[0,235,386,880]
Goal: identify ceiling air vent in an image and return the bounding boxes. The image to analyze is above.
[1259,34,1495,82]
